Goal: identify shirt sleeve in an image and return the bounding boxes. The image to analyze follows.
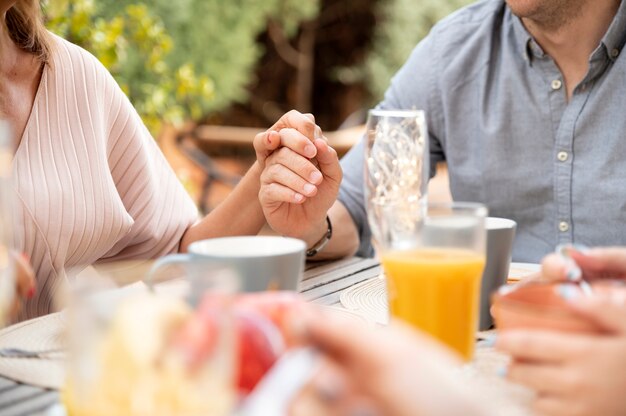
[100,70,199,260]
[338,31,445,258]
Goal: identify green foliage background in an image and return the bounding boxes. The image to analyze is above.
[363,0,474,103]
[44,0,319,134]
[44,0,473,131]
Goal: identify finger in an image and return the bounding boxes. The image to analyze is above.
[496,330,595,363]
[253,130,280,162]
[298,305,383,364]
[571,247,626,280]
[312,139,342,184]
[540,254,569,282]
[271,110,317,141]
[9,298,22,321]
[261,163,318,198]
[568,296,626,333]
[302,113,324,139]
[507,361,569,394]
[534,396,579,416]
[11,252,35,299]
[259,182,306,206]
[301,305,459,368]
[266,147,324,185]
[279,128,317,158]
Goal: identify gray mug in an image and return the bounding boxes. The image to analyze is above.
[479,217,517,330]
[150,236,306,293]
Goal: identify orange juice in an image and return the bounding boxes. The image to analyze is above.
[382,248,485,360]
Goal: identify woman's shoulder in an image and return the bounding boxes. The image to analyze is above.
[46,32,115,85]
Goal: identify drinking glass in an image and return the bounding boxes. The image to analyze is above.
[364,110,487,360]
[0,121,15,327]
[364,109,429,248]
[379,203,487,361]
[61,263,239,416]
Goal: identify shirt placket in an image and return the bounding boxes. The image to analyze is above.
[535,55,595,245]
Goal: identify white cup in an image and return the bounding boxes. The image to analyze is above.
[150,236,306,293]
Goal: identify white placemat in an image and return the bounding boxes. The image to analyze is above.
[507,262,541,282]
[0,312,66,389]
[0,281,151,389]
[339,275,389,324]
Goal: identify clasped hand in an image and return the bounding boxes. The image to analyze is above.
[253,110,342,245]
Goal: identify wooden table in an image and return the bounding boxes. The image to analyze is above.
[0,257,382,416]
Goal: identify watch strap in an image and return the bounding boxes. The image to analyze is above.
[306,216,332,257]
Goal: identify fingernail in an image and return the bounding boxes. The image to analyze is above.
[496,366,508,378]
[570,244,590,254]
[558,243,590,257]
[303,183,316,195]
[294,193,305,203]
[304,144,316,158]
[557,244,582,281]
[566,266,582,281]
[482,334,497,348]
[556,284,580,301]
[20,252,30,263]
[314,126,323,140]
[27,285,36,299]
[309,171,323,184]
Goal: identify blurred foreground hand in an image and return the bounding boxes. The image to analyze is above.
[2,252,35,323]
[289,306,488,416]
[498,246,626,416]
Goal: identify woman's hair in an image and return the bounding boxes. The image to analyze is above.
[5,0,51,62]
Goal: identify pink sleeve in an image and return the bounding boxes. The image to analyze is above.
[100,72,198,260]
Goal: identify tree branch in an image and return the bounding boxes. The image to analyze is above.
[267,20,302,68]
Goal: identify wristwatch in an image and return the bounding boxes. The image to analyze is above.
[306,216,333,257]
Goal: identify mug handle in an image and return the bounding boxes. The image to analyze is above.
[146,253,192,289]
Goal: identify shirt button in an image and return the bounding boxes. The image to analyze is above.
[551,79,562,90]
[559,221,570,232]
[611,48,620,58]
[557,151,569,162]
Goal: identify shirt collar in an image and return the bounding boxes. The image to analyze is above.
[508,1,626,64]
[601,0,626,62]
[508,6,543,64]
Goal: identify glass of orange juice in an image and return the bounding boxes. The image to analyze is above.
[380,203,486,361]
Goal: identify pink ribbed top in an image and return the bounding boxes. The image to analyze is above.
[12,35,198,319]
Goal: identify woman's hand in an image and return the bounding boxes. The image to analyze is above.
[496,295,626,416]
[253,111,342,244]
[4,252,35,321]
[291,306,486,416]
[541,246,626,282]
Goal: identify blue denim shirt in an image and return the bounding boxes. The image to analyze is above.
[338,0,626,262]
